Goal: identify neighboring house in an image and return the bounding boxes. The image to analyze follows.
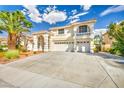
[101,32,114,51]
[20,34,33,51]
[0,37,7,46]
[26,19,96,53]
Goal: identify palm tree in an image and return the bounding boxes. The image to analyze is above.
[0,11,32,49]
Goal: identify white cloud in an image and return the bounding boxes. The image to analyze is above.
[42,10,67,24]
[71,9,77,15]
[69,12,88,20]
[23,5,42,23]
[91,28,107,38]
[68,11,88,24]
[70,19,79,24]
[100,5,124,16]
[44,6,56,13]
[83,5,92,11]
[21,9,27,15]
[23,5,67,24]
[81,5,92,11]
[28,13,42,23]
[94,28,107,35]
[23,5,40,16]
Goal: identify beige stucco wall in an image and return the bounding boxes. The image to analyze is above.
[26,20,96,53]
[49,22,95,52]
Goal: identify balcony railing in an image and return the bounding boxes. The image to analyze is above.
[76,32,90,36]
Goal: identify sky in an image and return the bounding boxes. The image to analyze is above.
[0,5,124,37]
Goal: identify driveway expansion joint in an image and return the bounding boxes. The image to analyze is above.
[95,56,119,88]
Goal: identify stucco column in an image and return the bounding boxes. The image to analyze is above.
[90,40,95,53]
[89,24,95,53]
[43,33,49,52]
[33,35,38,51]
[73,26,78,52]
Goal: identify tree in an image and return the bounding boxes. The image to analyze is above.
[0,11,32,49]
[94,34,102,51]
[108,21,124,55]
[94,35,102,45]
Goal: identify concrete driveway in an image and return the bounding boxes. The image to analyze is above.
[0,52,124,88]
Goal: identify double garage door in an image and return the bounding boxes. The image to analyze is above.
[52,41,90,53]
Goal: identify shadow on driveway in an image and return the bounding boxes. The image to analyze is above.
[87,52,124,69]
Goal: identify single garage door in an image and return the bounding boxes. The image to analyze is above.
[77,41,90,53]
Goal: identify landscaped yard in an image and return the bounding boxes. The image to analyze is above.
[0,51,43,64]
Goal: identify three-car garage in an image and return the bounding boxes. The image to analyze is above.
[51,40,90,53]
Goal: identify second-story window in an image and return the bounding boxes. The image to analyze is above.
[58,29,64,34]
[79,25,88,33]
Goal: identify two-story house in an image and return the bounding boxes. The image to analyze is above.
[49,19,96,52]
[101,32,115,51]
[26,19,96,53]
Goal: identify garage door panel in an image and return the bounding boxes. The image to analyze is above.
[77,43,90,52]
[52,41,90,53]
[52,44,74,52]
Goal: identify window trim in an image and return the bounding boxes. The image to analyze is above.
[58,29,65,34]
[78,25,88,33]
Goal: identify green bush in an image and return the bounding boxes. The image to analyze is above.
[105,48,110,52]
[21,48,27,52]
[93,47,99,53]
[108,42,124,56]
[18,45,27,52]
[109,48,115,54]
[4,50,19,59]
[116,50,122,56]
[0,45,8,52]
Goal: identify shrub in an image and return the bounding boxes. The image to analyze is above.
[21,48,27,52]
[105,48,110,52]
[0,52,4,58]
[0,45,3,52]
[19,45,27,52]
[93,47,99,53]
[4,50,19,59]
[116,50,122,56]
[109,48,115,54]
[0,45,8,52]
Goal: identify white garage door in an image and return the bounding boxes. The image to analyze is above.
[77,41,90,52]
[52,41,90,53]
[52,42,74,52]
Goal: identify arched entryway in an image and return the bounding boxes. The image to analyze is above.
[37,35,44,52]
